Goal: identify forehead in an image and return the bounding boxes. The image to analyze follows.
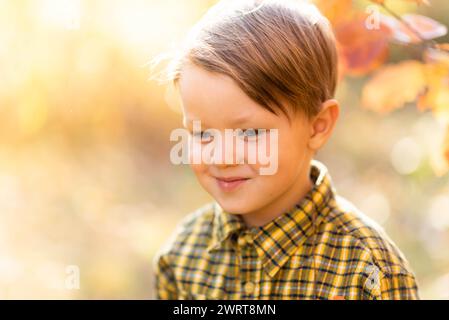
[178,64,274,128]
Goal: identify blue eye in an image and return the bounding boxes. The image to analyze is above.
[192,131,213,142]
[239,129,265,140]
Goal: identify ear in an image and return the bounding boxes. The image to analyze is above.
[308,99,340,152]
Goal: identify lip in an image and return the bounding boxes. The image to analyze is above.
[215,176,250,192]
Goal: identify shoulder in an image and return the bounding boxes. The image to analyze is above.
[317,194,419,298]
[323,195,412,274]
[153,202,216,264]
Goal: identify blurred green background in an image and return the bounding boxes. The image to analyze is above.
[0,0,448,299]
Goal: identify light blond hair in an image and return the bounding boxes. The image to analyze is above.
[153,0,338,119]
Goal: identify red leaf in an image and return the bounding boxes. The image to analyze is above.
[335,14,390,76]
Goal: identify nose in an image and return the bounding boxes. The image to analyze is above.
[211,132,242,167]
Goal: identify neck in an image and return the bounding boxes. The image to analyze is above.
[241,163,314,228]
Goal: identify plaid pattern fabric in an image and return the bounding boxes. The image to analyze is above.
[154,160,419,300]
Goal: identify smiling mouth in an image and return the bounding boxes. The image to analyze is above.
[215,177,250,192]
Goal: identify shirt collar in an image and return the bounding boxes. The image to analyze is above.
[207,159,336,278]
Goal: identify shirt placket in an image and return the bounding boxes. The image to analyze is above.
[236,229,261,299]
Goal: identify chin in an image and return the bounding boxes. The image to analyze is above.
[215,198,255,215]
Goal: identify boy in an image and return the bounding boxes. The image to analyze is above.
[153,0,419,299]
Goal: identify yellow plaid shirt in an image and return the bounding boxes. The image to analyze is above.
[154,160,419,300]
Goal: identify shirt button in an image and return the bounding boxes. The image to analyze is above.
[238,233,254,247]
[243,281,256,294]
[238,236,247,247]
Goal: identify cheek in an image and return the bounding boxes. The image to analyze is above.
[190,163,208,176]
[249,173,290,201]
[277,147,304,178]
[259,131,307,176]
[189,163,217,196]
[245,133,277,168]
[279,127,309,157]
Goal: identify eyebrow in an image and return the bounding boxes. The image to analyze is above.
[183,115,252,129]
[232,115,252,125]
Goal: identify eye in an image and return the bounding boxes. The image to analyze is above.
[192,131,213,143]
[239,129,265,140]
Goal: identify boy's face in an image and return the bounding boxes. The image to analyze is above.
[178,64,318,222]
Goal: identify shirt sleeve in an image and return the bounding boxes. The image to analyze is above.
[379,271,420,300]
[361,261,420,300]
[153,253,178,300]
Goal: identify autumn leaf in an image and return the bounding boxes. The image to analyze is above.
[417,64,449,120]
[335,14,391,76]
[380,14,447,44]
[418,45,449,119]
[362,60,427,113]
